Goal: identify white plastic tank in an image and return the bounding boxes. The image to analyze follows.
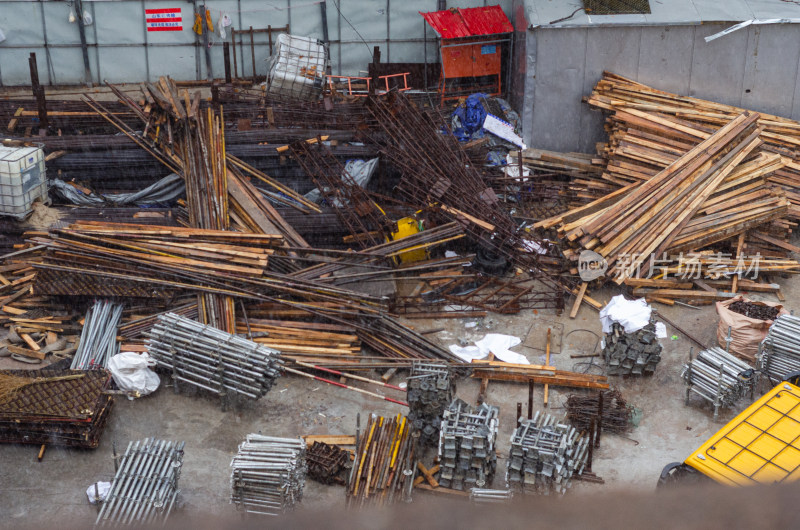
[0,145,48,219]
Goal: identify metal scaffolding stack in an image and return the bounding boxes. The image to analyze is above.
[96,438,184,527]
[146,312,283,400]
[71,299,124,370]
[506,412,589,495]
[407,361,454,446]
[683,347,757,419]
[602,321,662,376]
[469,488,513,503]
[438,399,499,491]
[759,314,800,381]
[230,435,306,516]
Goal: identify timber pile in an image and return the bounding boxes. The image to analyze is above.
[538,112,780,283]
[347,414,417,507]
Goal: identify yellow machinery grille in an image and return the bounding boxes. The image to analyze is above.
[686,382,800,486]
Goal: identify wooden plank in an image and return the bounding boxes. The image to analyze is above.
[7,344,46,360]
[7,107,23,132]
[302,434,356,447]
[20,333,40,351]
[569,282,588,319]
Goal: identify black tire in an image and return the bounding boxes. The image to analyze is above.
[783,371,800,386]
[474,245,509,276]
[656,462,706,490]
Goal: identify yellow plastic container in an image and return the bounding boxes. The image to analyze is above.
[390,217,427,264]
[685,380,800,486]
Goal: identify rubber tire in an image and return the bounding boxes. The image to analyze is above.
[474,245,509,276]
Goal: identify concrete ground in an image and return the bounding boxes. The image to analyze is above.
[0,270,796,526]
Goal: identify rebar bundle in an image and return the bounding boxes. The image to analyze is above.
[506,412,590,495]
[146,312,283,400]
[438,399,499,491]
[306,441,349,484]
[683,347,756,419]
[71,299,124,370]
[96,438,184,527]
[759,314,800,381]
[602,321,662,376]
[566,389,632,434]
[347,414,417,507]
[230,435,306,516]
[407,361,454,446]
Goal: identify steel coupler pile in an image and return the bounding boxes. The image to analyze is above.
[71,299,123,370]
[759,314,800,381]
[230,435,306,516]
[506,412,589,495]
[146,312,283,399]
[728,300,780,321]
[307,441,349,484]
[407,361,454,446]
[96,438,184,527]
[602,321,662,376]
[683,347,756,416]
[438,398,499,491]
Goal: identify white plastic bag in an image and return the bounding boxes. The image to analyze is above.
[86,481,111,504]
[599,295,652,334]
[449,333,529,364]
[108,352,160,396]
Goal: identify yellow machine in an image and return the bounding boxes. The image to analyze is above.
[658,374,800,488]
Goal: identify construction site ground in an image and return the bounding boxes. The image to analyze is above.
[3,262,795,526]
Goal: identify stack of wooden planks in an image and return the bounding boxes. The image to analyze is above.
[469,360,609,390]
[235,318,362,363]
[537,112,794,284]
[583,72,800,254]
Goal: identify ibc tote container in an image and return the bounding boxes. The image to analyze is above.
[0,145,48,219]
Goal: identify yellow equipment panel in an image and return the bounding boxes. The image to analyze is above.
[686,381,800,486]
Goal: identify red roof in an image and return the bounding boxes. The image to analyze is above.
[420,5,513,40]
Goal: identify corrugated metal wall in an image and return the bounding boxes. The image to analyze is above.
[523,23,800,152]
[0,0,512,86]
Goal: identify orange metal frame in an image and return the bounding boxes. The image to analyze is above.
[327,72,411,97]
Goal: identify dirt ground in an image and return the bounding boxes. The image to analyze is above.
[2,261,795,526]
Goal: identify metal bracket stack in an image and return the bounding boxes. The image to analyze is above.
[407,361,454,446]
[230,435,306,516]
[96,438,184,527]
[683,347,757,419]
[146,312,283,401]
[506,412,589,495]
[438,398,499,491]
[602,321,662,376]
[758,314,800,381]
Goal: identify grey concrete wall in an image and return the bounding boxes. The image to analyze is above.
[0,0,512,86]
[525,23,800,152]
